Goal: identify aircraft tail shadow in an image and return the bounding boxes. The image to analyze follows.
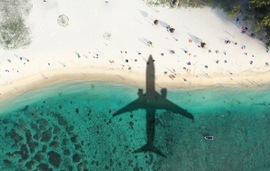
[133,144,166,158]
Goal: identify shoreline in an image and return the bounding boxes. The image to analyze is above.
[1,65,270,103]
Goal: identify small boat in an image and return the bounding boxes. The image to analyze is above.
[204,136,214,140]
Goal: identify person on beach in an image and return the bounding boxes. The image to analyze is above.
[166,25,171,32]
[236,18,240,23]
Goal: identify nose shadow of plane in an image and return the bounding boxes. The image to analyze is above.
[113,55,194,158]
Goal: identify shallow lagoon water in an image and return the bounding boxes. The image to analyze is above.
[0,81,270,171]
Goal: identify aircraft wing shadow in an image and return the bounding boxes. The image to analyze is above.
[113,99,143,117]
[155,96,194,122]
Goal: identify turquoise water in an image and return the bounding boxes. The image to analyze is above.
[0,81,270,171]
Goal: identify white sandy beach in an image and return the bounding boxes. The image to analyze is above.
[0,0,270,101]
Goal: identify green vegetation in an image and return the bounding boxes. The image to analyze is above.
[146,0,270,49]
[0,17,31,49]
[248,0,270,48]
[146,0,239,11]
[0,0,32,49]
[250,0,270,8]
[242,16,251,23]
[228,5,241,18]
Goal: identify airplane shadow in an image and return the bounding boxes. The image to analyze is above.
[113,55,194,158]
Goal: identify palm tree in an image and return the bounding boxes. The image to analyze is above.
[262,14,270,26]
[228,5,241,18]
[250,0,270,8]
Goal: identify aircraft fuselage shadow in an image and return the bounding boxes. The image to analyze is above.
[113,55,194,157]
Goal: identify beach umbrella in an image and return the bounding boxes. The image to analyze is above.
[169,28,175,33]
[154,20,159,25]
[201,42,207,48]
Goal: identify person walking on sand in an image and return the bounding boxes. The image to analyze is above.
[166,25,171,32]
